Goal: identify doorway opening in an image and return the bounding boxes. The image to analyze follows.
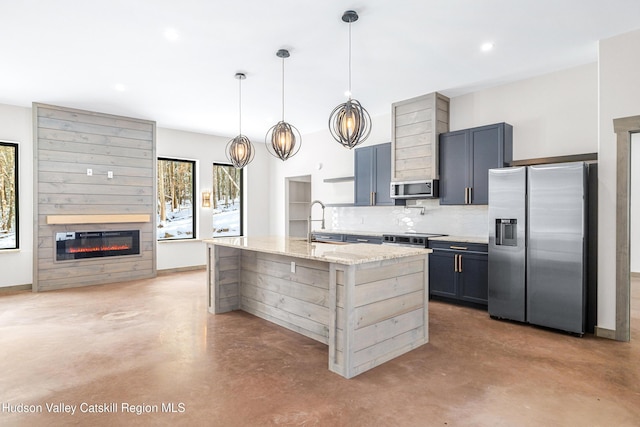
[630,133,639,340]
[612,115,640,341]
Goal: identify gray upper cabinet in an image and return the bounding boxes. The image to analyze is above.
[391,92,450,181]
[439,122,513,205]
[354,142,398,206]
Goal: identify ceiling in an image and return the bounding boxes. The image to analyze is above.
[2,0,640,141]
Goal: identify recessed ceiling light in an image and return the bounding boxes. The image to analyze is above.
[164,27,180,42]
[114,83,126,92]
[481,42,494,52]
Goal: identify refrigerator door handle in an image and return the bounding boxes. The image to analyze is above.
[496,221,503,246]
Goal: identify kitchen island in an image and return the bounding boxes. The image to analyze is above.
[205,236,431,379]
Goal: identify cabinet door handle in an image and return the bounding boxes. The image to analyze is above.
[373,192,376,205]
[464,188,468,204]
[356,238,369,242]
[469,187,472,204]
[454,254,459,272]
[458,254,463,273]
[450,246,468,250]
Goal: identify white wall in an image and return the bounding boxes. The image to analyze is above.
[0,104,33,287]
[450,63,598,160]
[632,133,640,273]
[155,127,271,271]
[598,28,640,331]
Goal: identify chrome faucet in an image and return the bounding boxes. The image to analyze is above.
[308,200,326,243]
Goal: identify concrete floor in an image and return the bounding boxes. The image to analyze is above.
[0,271,638,427]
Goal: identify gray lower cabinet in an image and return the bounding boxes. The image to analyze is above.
[439,122,513,205]
[344,234,383,245]
[428,240,488,307]
[310,232,344,243]
[311,232,382,244]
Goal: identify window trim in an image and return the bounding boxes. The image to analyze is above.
[0,141,18,250]
[213,162,243,237]
[157,157,196,241]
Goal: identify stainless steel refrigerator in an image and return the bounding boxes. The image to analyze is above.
[488,162,595,335]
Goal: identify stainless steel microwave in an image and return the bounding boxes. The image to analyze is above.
[390,179,439,199]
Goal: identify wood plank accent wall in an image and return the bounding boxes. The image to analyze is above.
[33,103,156,291]
[391,92,450,181]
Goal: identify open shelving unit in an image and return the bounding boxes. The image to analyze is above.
[286,176,311,238]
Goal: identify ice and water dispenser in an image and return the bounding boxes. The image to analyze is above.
[495,219,518,246]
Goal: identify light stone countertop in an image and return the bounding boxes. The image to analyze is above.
[204,236,431,265]
[429,235,489,244]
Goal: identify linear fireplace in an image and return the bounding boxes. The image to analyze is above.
[55,230,140,261]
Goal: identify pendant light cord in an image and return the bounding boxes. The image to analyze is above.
[281,56,285,120]
[238,77,242,135]
[348,21,352,99]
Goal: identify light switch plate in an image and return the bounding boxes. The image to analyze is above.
[290,261,296,273]
[86,168,92,176]
[107,171,113,179]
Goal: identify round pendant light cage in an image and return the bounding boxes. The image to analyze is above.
[328,10,372,149]
[266,49,301,161]
[226,72,255,169]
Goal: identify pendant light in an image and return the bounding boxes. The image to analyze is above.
[226,72,255,169]
[266,49,301,161]
[328,10,371,149]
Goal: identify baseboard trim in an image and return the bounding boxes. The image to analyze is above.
[631,272,640,278]
[0,284,32,293]
[158,265,206,275]
[595,326,617,340]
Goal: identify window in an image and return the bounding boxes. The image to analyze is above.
[212,163,243,237]
[0,142,18,250]
[157,158,196,240]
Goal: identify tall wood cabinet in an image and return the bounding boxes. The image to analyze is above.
[391,92,450,181]
[439,122,512,205]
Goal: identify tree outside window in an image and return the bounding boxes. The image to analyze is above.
[157,158,195,240]
[212,163,242,237]
[0,142,18,250]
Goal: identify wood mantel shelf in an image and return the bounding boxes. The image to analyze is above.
[46,214,151,225]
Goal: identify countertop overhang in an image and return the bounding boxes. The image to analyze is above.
[204,236,431,265]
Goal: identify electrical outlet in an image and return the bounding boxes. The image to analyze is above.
[86,168,92,176]
[290,261,296,273]
[107,171,113,179]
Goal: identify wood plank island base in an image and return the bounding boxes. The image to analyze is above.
[204,236,431,379]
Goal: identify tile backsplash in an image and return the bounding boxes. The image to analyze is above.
[327,199,488,238]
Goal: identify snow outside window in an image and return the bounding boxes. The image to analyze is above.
[0,141,18,250]
[157,158,196,240]
[212,163,242,237]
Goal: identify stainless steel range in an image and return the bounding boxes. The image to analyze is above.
[382,232,446,248]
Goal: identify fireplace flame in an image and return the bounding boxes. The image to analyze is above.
[68,244,131,254]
